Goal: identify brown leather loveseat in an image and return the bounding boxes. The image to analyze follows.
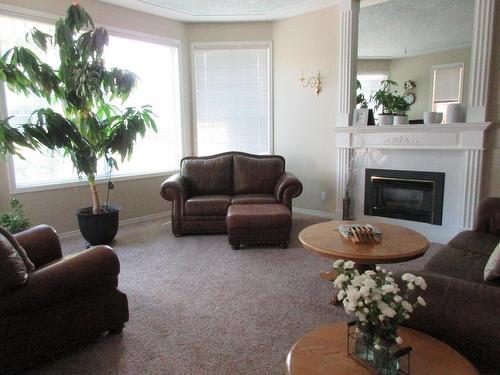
[160,152,303,236]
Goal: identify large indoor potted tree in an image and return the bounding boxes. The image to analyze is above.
[0,3,156,245]
[371,79,398,126]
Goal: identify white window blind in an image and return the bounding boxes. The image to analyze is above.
[0,14,182,190]
[432,64,464,102]
[193,44,272,156]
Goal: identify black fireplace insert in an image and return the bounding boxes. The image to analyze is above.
[364,169,445,225]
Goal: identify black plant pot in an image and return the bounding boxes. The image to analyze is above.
[76,205,121,246]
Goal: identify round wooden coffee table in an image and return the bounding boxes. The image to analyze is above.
[299,220,429,265]
[286,323,479,375]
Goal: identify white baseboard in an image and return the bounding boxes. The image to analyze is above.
[292,207,339,219]
[58,211,170,239]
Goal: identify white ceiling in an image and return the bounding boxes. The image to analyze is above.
[359,0,475,58]
[100,0,340,21]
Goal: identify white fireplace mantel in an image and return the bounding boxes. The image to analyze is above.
[333,122,494,241]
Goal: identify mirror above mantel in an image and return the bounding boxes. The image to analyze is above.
[335,0,496,127]
[357,0,474,125]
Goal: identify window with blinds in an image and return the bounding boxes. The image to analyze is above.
[193,43,272,156]
[431,63,464,121]
[0,14,182,190]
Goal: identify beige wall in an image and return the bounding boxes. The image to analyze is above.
[273,7,339,213]
[389,47,471,121]
[187,22,273,43]
[358,59,390,75]
[483,0,500,198]
[0,0,189,232]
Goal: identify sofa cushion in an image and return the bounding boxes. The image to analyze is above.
[424,245,491,285]
[231,194,277,205]
[181,155,232,196]
[484,242,500,282]
[233,155,284,195]
[0,227,34,272]
[0,230,29,293]
[447,230,499,257]
[185,195,231,216]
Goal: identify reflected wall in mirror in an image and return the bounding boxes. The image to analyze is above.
[357,0,474,125]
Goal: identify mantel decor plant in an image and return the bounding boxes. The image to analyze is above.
[333,259,427,375]
[0,3,156,244]
[372,79,398,126]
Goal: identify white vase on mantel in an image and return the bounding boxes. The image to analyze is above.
[378,114,394,126]
[393,115,409,125]
[447,104,466,123]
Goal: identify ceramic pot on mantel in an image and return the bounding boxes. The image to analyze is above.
[393,115,408,125]
[378,114,394,126]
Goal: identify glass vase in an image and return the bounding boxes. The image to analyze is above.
[354,327,375,363]
[373,339,401,375]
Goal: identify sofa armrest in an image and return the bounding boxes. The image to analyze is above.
[160,173,189,215]
[274,172,303,210]
[395,270,500,373]
[14,225,62,268]
[0,246,120,316]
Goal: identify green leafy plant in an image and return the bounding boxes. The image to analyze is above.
[0,3,157,214]
[356,79,368,109]
[392,95,411,116]
[0,198,31,234]
[371,79,398,115]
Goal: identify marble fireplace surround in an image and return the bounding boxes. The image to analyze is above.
[332,122,492,243]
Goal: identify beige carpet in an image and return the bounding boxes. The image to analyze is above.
[28,214,439,375]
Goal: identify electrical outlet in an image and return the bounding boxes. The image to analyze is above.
[321,192,327,201]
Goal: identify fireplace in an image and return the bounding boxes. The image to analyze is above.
[364,169,445,225]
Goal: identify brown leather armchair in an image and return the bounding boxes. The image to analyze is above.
[0,225,129,372]
[160,152,303,236]
[397,197,500,374]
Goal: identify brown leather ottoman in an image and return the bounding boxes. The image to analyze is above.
[226,204,292,249]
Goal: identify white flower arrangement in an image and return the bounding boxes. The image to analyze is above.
[333,260,427,347]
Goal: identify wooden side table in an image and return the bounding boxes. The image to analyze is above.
[286,323,479,375]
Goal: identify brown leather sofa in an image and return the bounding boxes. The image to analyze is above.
[397,197,500,374]
[0,225,129,372]
[160,152,303,236]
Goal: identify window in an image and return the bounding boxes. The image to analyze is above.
[0,14,182,190]
[357,73,388,121]
[431,63,464,122]
[193,43,272,156]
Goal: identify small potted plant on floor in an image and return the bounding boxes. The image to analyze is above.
[371,80,398,126]
[0,3,156,245]
[0,198,30,234]
[392,95,411,125]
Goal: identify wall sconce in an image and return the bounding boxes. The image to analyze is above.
[300,70,322,95]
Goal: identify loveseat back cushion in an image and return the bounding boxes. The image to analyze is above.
[0,230,29,293]
[181,155,233,196]
[233,155,285,195]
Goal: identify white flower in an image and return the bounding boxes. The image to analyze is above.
[365,270,376,276]
[374,343,381,350]
[352,275,365,287]
[333,259,344,268]
[385,276,394,283]
[401,301,413,312]
[358,301,364,307]
[359,286,371,297]
[333,273,349,287]
[363,278,377,288]
[395,336,403,345]
[378,302,396,318]
[344,260,355,269]
[414,276,427,290]
[378,314,385,321]
[372,292,382,301]
[356,311,366,321]
[376,266,381,271]
[407,283,415,290]
[417,296,426,306]
[363,307,369,313]
[401,273,416,282]
[394,295,403,303]
[381,284,396,294]
[404,314,410,319]
[337,290,346,300]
